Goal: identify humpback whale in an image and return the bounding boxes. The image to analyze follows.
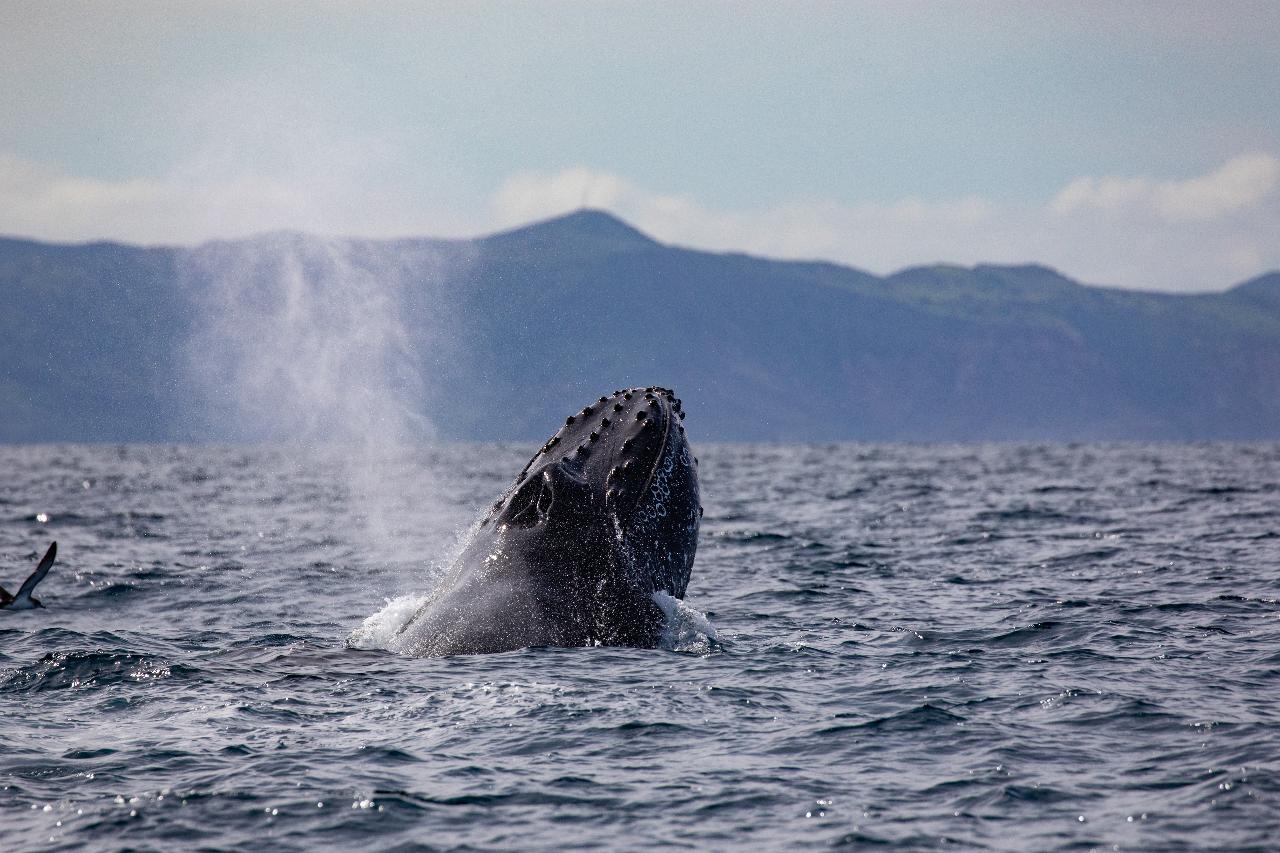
[393,387,700,657]
[1,542,57,610]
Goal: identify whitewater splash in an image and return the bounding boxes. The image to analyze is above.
[345,516,483,652]
[346,592,432,653]
[347,589,717,656]
[653,591,718,654]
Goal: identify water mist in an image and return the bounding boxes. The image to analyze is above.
[182,232,457,578]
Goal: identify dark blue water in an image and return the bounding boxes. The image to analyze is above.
[2,443,1278,851]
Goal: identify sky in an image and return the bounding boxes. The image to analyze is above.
[2,1,1278,291]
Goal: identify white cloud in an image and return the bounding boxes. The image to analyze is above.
[1,148,1277,291]
[491,155,1280,291]
[1155,153,1280,220]
[0,147,483,246]
[1050,153,1280,221]
[493,167,634,226]
[0,73,478,245]
[0,152,310,244]
[492,168,999,270]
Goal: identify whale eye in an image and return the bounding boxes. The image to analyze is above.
[500,471,554,527]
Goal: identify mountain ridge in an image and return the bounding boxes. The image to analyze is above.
[2,210,1279,442]
[5,210,1274,294]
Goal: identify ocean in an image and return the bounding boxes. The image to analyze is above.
[1,442,1277,850]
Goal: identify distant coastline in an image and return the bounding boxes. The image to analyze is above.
[3,210,1279,443]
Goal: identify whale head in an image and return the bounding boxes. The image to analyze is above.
[484,386,701,599]
[389,388,700,655]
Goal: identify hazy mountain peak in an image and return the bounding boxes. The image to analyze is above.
[482,209,658,249]
[974,262,1069,280]
[1230,270,1280,295]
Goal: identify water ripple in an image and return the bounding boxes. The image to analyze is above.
[0,442,1278,850]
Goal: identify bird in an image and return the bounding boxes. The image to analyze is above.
[1,542,57,609]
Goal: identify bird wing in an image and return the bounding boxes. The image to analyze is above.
[14,542,56,605]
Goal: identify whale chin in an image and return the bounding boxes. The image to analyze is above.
[392,386,701,657]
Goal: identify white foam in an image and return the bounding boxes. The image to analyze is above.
[347,516,485,652]
[345,593,431,652]
[653,591,719,655]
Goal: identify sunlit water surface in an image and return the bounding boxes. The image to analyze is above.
[1,443,1278,851]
